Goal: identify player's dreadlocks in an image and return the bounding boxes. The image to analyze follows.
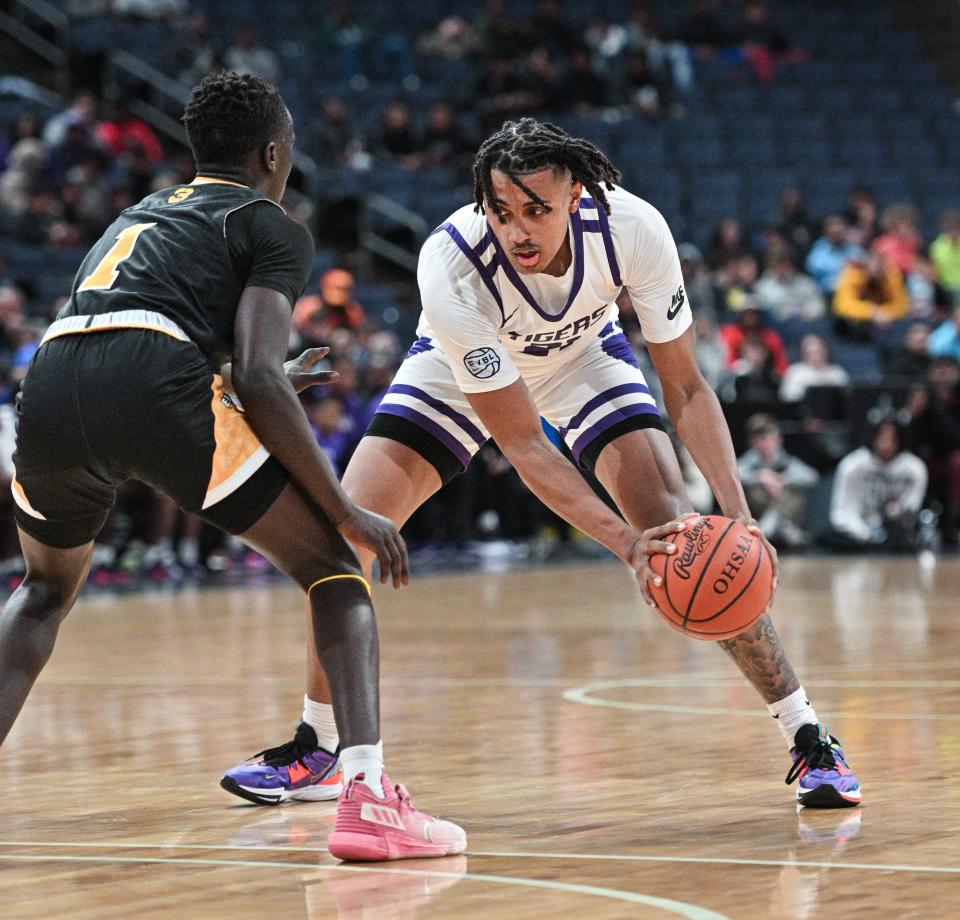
[182,71,288,168]
[473,118,621,220]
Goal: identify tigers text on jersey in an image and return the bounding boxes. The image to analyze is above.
[416,185,692,394]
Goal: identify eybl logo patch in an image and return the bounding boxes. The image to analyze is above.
[464,347,501,379]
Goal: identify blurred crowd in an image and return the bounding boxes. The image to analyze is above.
[0,0,958,587]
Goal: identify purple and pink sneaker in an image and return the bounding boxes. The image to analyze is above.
[220,722,342,805]
[786,723,862,808]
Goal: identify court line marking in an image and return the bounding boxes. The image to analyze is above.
[0,852,728,920]
[564,679,960,720]
[30,670,960,689]
[2,840,959,876]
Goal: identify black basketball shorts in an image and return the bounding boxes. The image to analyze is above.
[12,329,289,548]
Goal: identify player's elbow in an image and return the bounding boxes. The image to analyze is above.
[232,359,285,406]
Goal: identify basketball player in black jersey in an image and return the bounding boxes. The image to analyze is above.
[0,72,466,862]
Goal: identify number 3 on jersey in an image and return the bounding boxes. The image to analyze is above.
[77,222,157,292]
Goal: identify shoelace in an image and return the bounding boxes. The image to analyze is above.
[251,726,314,767]
[784,725,839,786]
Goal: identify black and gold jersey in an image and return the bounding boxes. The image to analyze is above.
[58,177,314,368]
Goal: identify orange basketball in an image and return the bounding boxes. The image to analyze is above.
[648,515,773,641]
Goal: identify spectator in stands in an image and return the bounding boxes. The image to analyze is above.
[805,215,859,296]
[1,112,42,171]
[0,138,46,218]
[64,150,113,236]
[833,250,909,339]
[421,101,471,169]
[310,96,360,168]
[717,253,760,314]
[620,51,669,120]
[930,209,960,296]
[0,285,25,353]
[738,413,818,547]
[305,393,353,476]
[678,242,715,317]
[475,56,532,131]
[625,2,694,95]
[417,15,481,61]
[95,98,163,165]
[370,100,423,167]
[779,333,849,402]
[167,11,221,86]
[293,268,366,348]
[828,420,928,550]
[929,304,960,363]
[737,1,798,82]
[585,17,629,79]
[906,256,952,320]
[224,22,281,85]
[908,358,960,543]
[42,93,97,149]
[708,217,746,271]
[559,45,609,113]
[776,188,816,260]
[883,321,931,379]
[719,306,787,409]
[754,248,825,322]
[871,203,921,277]
[523,46,563,114]
[844,184,879,247]
[720,305,788,374]
[46,118,96,184]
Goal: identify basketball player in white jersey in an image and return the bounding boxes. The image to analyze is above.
[222,119,861,812]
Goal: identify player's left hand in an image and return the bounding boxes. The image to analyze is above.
[284,347,339,393]
[734,514,779,612]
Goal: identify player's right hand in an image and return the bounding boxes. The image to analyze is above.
[629,515,696,607]
[336,506,409,589]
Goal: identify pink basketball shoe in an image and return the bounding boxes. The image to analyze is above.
[327,773,466,862]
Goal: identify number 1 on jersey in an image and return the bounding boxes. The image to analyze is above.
[77,222,157,292]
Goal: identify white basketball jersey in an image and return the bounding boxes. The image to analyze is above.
[416,184,692,394]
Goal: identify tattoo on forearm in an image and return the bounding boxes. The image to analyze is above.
[717,614,800,704]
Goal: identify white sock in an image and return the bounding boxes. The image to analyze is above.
[340,741,385,798]
[767,686,818,748]
[302,696,339,753]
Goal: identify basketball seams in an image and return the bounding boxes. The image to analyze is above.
[686,535,766,625]
[680,519,736,632]
[688,541,767,637]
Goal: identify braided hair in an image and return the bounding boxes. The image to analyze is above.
[473,118,621,220]
[182,70,287,168]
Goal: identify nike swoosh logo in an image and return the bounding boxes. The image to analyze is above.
[666,303,682,321]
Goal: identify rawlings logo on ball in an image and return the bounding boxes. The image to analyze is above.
[672,517,714,580]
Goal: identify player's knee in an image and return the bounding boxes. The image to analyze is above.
[294,552,363,594]
[1,578,67,671]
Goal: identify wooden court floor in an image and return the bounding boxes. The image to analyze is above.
[1,554,959,919]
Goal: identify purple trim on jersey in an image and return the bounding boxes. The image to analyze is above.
[437,222,504,317]
[598,321,615,338]
[405,336,434,358]
[601,332,639,368]
[487,209,587,322]
[559,382,653,439]
[376,403,472,468]
[570,403,662,461]
[385,383,486,449]
[580,196,622,286]
[473,228,495,255]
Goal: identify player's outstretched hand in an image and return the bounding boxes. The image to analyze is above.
[629,514,697,607]
[336,506,409,589]
[734,514,779,612]
[284,347,339,393]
